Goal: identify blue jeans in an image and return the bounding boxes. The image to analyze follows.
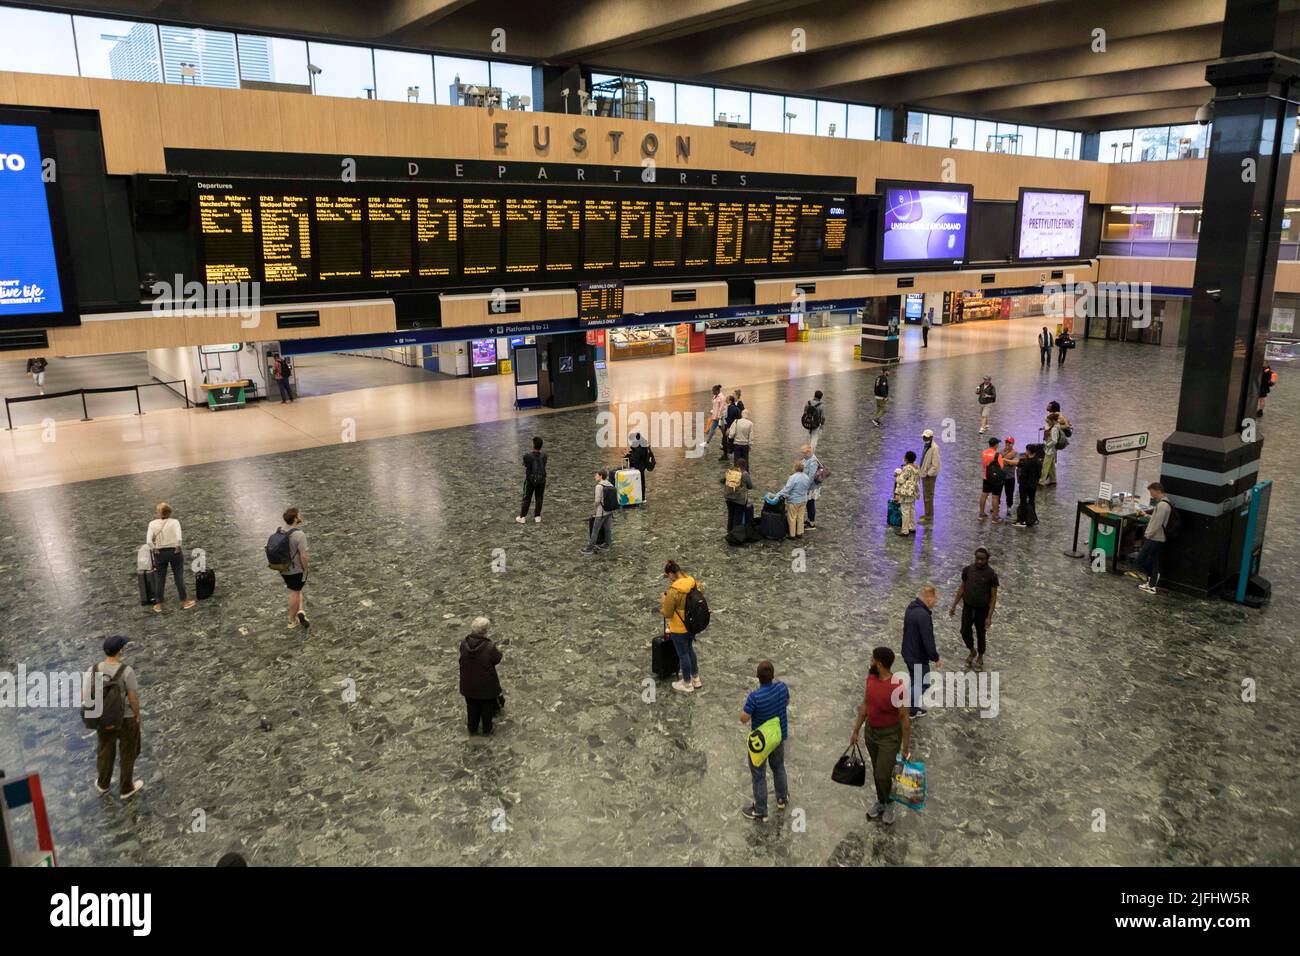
[1040,346,1052,367]
[750,740,788,815]
[702,419,719,444]
[154,547,187,602]
[670,632,698,681]
[1137,537,1163,583]
[905,659,931,715]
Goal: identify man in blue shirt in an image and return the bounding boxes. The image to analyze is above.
[775,460,814,539]
[741,660,790,822]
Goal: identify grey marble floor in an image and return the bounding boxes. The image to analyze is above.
[0,338,1296,866]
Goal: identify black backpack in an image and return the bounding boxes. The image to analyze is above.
[801,402,823,430]
[82,663,128,730]
[1163,501,1181,539]
[985,453,1006,485]
[683,586,711,634]
[602,482,618,512]
[266,527,292,571]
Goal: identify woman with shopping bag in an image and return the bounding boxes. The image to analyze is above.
[849,646,911,825]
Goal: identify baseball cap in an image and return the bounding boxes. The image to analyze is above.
[1004,436,1016,445]
[921,428,934,439]
[103,635,128,656]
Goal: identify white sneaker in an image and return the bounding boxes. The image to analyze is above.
[671,680,694,694]
[691,676,702,689]
[515,516,526,524]
[95,781,110,794]
[121,780,144,800]
[534,516,542,524]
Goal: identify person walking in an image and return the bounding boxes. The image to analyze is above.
[721,461,753,531]
[775,458,813,539]
[626,431,654,502]
[720,394,741,461]
[802,390,826,450]
[701,384,726,447]
[273,353,295,403]
[25,356,48,394]
[661,560,702,693]
[1137,482,1173,593]
[949,547,999,671]
[801,443,823,529]
[850,646,911,826]
[902,585,941,718]
[146,502,195,612]
[871,369,890,427]
[1056,329,1075,367]
[922,309,932,348]
[1038,326,1054,368]
[976,375,996,434]
[582,468,616,555]
[727,408,754,468]
[1039,412,1062,487]
[81,635,144,799]
[741,659,790,822]
[979,437,1007,523]
[459,616,504,735]
[516,436,547,524]
[918,428,941,524]
[1258,363,1276,416]
[894,450,920,537]
[276,507,311,630]
[1012,443,1044,528]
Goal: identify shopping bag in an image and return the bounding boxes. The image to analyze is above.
[891,753,926,810]
[887,499,903,528]
[831,743,867,786]
[747,716,783,767]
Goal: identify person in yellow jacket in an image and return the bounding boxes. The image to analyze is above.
[660,560,702,694]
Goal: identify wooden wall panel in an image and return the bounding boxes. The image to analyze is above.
[1097,257,1196,287]
[623,282,728,313]
[87,79,165,173]
[43,314,191,357]
[754,263,1099,304]
[157,85,225,150]
[276,93,338,156]
[1104,159,1207,204]
[439,290,576,328]
[10,72,92,109]
[333,99,390,156]
[0,72,16,104]
[348,302,399,334]
[1276,261,1300,292]
[216,88,284,153]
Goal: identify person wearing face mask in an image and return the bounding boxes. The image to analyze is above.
[901,585,941,718]
[918,428,941,524]
[949,547,999,672]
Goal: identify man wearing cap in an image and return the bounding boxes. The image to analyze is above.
[976,375,996,434]
[918,428,941,523]
[81,636,144,799]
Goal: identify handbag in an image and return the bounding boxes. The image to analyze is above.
[831,743,867,786]
[747,716,783,767]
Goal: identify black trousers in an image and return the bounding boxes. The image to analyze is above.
[520,480,545,517]
[1040,346,1052,367]
[807,496,817,523]
[1018,483,1039,526]
[960,603,989,655]
[276,378,294,401]
[726,500,747,530]
[1002,479,1015,511]
[465,696,498,734]
[1058,346,1068,366]
[922,326,929,347]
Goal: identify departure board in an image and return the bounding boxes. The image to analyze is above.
[198,191,257,283]
[315,195,363,281]
[743,202,773,266]
[584,198,617,270]
[771,199,801,265]
[259,194,312,284]
[462,197,501,276]
[505,197,542,274]
[823,200,848,260]
[545,198,580,272]
[715,201,744,267]
[367,196,412,279]
[684,201,716,268]
[416,196,457,277]
[619,199,651,269]
[578,280,623,325]
[653,200,685,268]
[796,200,827,265]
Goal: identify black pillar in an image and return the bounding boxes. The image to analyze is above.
[1159,0,1300,595]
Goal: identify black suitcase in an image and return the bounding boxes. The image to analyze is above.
[726,526,748,546]
[760,501,786,540]
[586,515,611,547]
[137,570,155,606]
[196,569,216,600]
[652,630,679,679]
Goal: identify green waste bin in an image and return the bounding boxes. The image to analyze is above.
[1088,518,1118,568]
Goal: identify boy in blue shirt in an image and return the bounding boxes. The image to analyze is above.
[741,660,790,822]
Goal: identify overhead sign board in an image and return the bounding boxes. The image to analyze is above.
[1097,432,1149,455]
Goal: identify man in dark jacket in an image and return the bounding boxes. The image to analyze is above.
[459,616,503,735]
[901,586,941,718]
[517,436,547,524]
[871,370,889,427]
[720,394,741,461]
[627,432,653,502]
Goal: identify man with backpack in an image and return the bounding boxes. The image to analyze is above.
[721,462,754,532]
[81,636,144,799]
[871,370,889,427]
[267,507,310,630]
[802,390,826,449]
[979,437,1007,523]
[517,436,547,524]
[1137,482,1176,594]
[976,375,996,434]
[626,432,654,503]
[661,560,708,693]
[272,353,295,403]
[1056,329,1075,367]
[582,468,617,555]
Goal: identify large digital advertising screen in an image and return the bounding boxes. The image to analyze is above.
[1016,188,1088,260]
[0,113,78,328]
[877,180,972,268]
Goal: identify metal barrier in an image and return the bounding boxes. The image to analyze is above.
[4,379,190,431]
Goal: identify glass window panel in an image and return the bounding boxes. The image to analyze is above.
[305,41,374,98]
[906,111,927,144]
[676,83,714,126]
[1281,204,1300,241]
[715,88,750,126]
[1131,204,1174,239]
[1018,126,1038,155]
[1098,129,1133,163]
[1103,205,1134,241]
[1167,123,1208,159]
[751,92,784,132]
[1135,126,1169,161]
[784,96,815,135]
[926,113,952,148]
[643,79,675,123]
[846,104,876,140]
[1075,132,1083,160]
[1035,128,1057,157]
[1055,129,1074,159]
[817,100,847,137]
[374,49,433,103]
[1173,205,1202,240]
[73,16,161,82]
[491,62,534,109]
[435,55,490,104]
[0,7,78,76]
[238,35,308,87]
[994,122,1019,153]
[951,116,975,151]
[975,120,997,152]
[159,26,238,88]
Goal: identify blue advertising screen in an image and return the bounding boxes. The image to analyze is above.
[879,183,971,266]
[0,123,65,321]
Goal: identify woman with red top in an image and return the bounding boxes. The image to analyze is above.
[850,646,912,826]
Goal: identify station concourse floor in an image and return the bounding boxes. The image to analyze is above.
[0,318,1296,867]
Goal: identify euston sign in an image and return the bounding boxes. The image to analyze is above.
[1096,432,1149,455]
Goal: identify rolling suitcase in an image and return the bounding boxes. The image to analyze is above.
[137,570,155,606]
[615,467,643,506]
[652,623,679,679]
[196,569,216,600]
[760,505,786,540]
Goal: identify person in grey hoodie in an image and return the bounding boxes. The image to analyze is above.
[459,616,503,735]
[583,468,616,554]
